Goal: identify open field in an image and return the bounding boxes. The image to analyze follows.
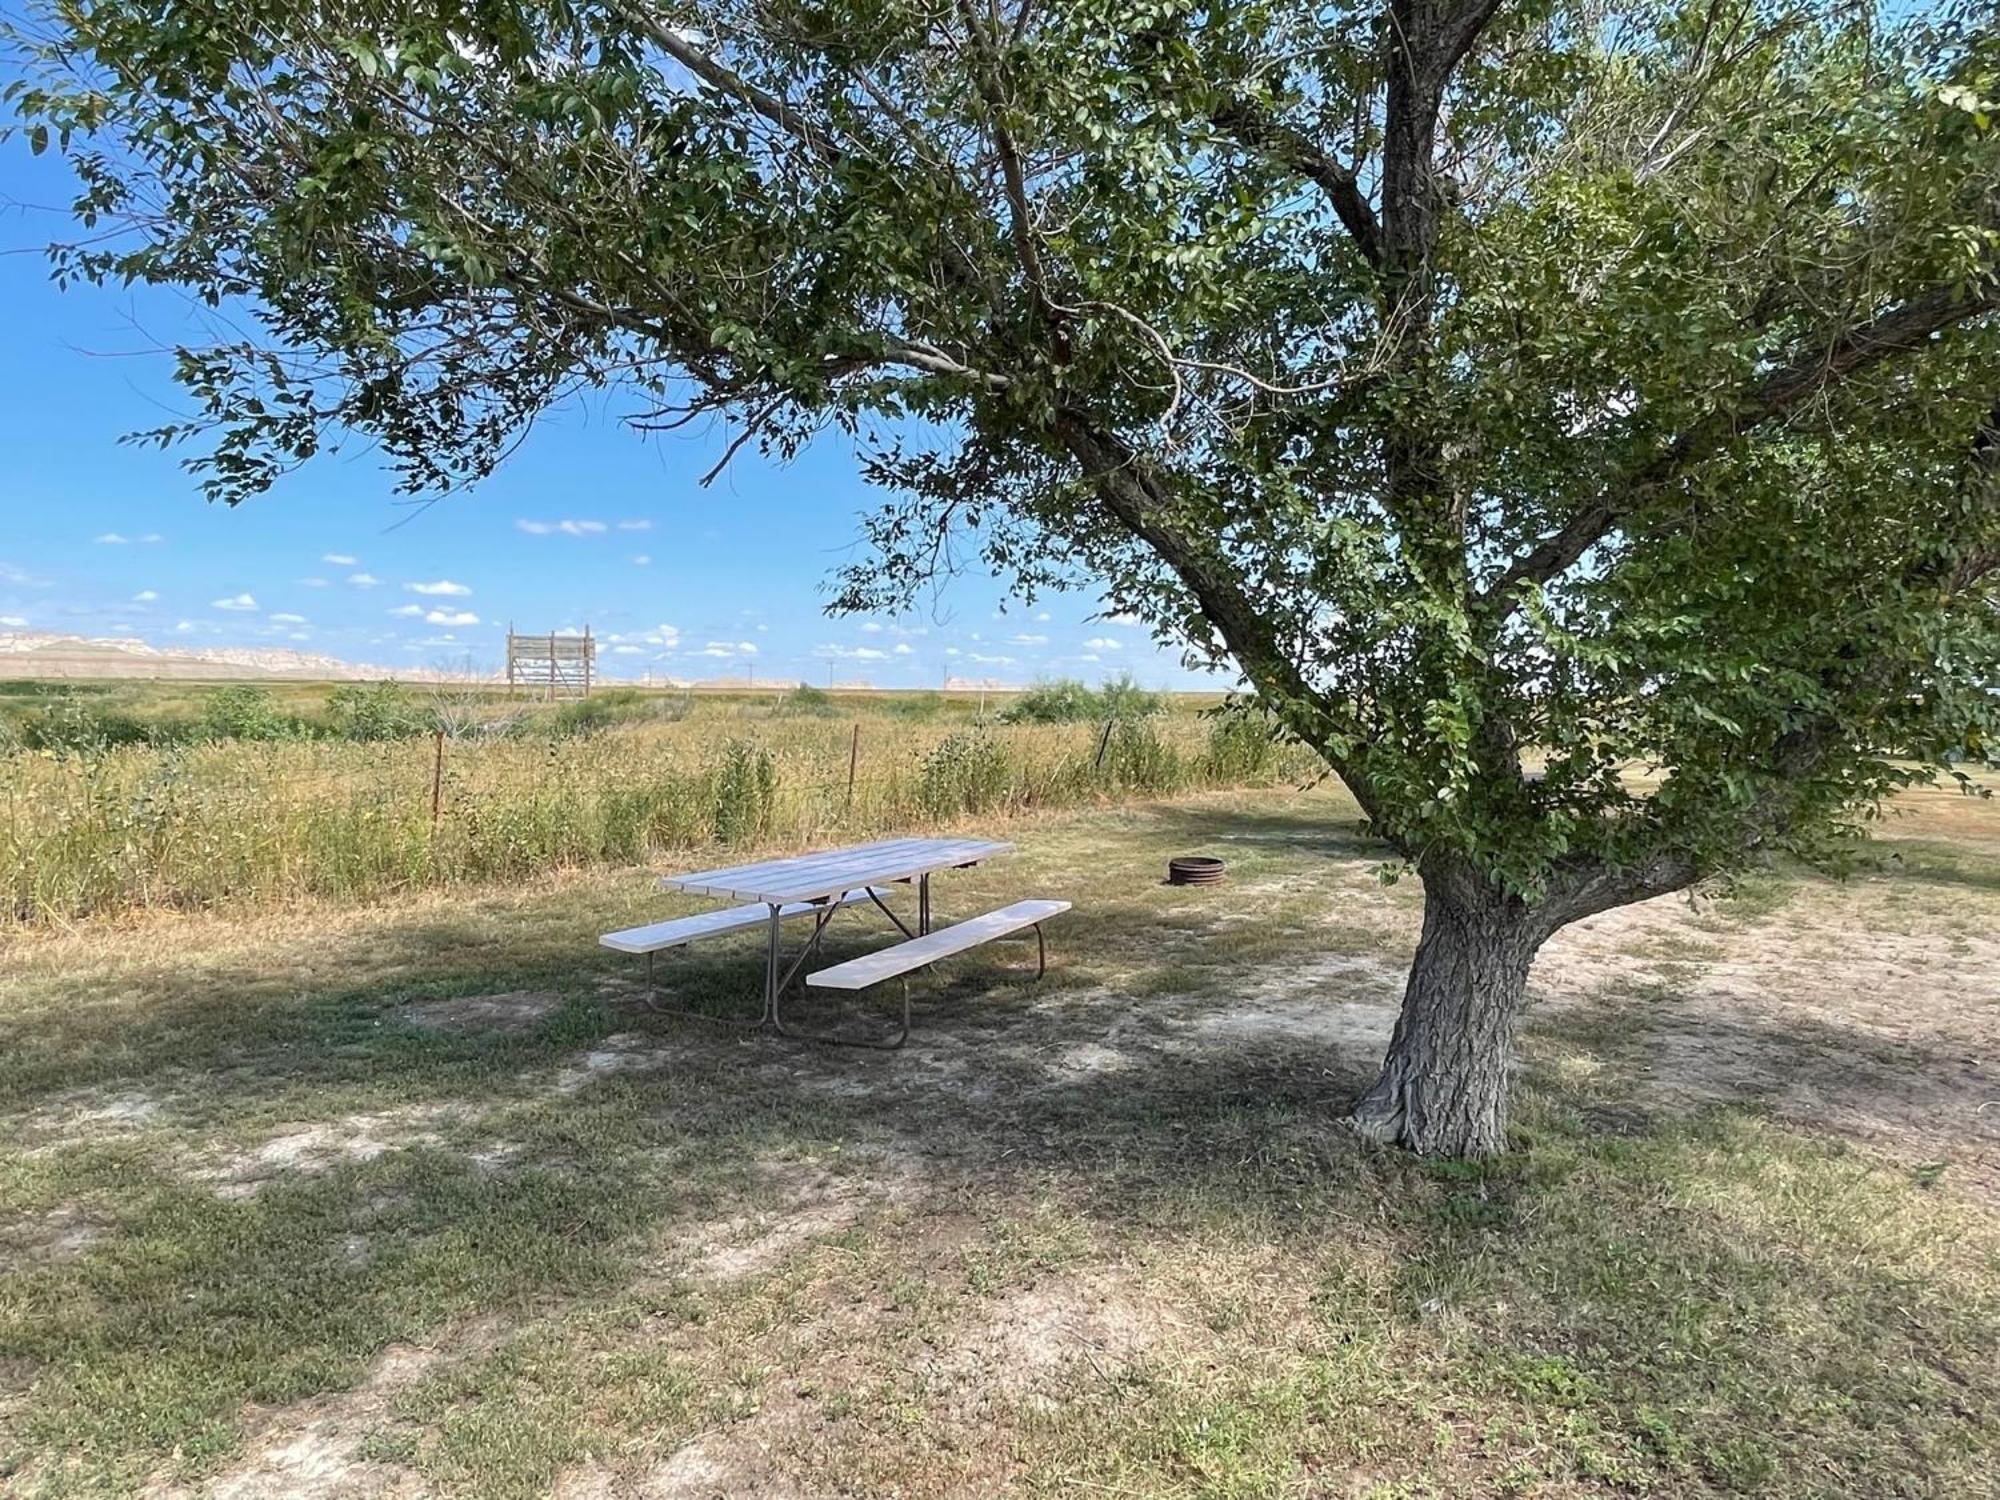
[2,779,1997,1497]
[1,686,1291,926]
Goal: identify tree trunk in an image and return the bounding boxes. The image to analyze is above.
[1346,874,1541,1158]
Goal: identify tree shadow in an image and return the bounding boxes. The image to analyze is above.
[4,842,1997,1494]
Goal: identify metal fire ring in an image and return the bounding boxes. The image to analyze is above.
[1167,855,1226,887]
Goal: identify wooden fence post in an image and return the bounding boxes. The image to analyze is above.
[430,729,445,828]
[846,722,861,809]
[1094,716,1116,771]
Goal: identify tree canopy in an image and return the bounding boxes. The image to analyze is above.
[10,0,1999,1152]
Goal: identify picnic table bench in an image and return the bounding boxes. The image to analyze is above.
[599,837,1067,1047]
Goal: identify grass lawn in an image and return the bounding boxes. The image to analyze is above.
[2,783,1997,1497]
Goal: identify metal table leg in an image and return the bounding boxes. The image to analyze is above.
[761,902,783,1024]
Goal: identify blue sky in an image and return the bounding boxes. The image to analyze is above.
[0,138,1201,689]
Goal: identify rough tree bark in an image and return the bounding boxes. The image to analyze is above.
[1346,867,1543,1158]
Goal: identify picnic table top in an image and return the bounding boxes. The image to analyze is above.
[658,835,1015,906]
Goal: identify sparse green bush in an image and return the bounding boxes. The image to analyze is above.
[881,691,944,722]
[1097,673,1164,720]
[198,685,299,742]
[1204,706,1281,782]
[918,730,1013,820]
[1003,674,1162,725]
[774,683,837,717]
[325,682,429,741]
[1099,718,1182,792]
[544,691,635,738]
[20,698,159,753]
[711,739,779,844]
[1002,679,1102,724]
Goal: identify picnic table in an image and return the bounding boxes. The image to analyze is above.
[647,836,1015,1027]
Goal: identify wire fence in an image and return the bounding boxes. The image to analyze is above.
[0,711,1315,926]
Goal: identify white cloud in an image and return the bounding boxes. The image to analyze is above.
[969,652,1016,665]
[389,604,425,618]
[132,590,158,603]
[816,644,888,662]
[616,519,653,532]
[348,572,383,588]
[407,579,471,596]
[212,592,259,612]
[516,518,607,537]
[0,614,26,628]
[322,553,357,566]
[1008,633,1049,647]
[610,644,646,655]
[943,647,962,658]
[1084,637,1123,651]
[700,640,758,657]
[1035,611,1052,622]
[174,620,195,633]
[633,624,681,647]
[96,532,163,545]
[425,608,480,626]
[270,612,307,625]
[630,554,652,566]
[1104,612,1143,627]
[860,621,885,634]
[1079,653,1102,664]
[893,643,914,655]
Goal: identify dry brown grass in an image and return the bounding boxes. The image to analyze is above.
[1,783,1997,1497]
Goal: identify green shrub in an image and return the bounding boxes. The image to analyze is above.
[325,682,429,741]
[1097,673,1165,720]
[774,682,837,717]
[20,698,158,753]
[712,739,779,844]
[198,686,299,742]
[1204,706,1280,781]
[881,691,944,722]
[1003,674,1162,725]
[1099,718,1182,792]
[917,730,1013,820]
[1002,679,1103,724]
[544,693,630,738]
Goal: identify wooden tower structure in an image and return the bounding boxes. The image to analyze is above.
[505,624,595,699]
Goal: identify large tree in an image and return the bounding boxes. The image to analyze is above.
[9,0,1998,1154]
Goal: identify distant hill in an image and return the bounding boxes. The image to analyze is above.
[0,631,421,682]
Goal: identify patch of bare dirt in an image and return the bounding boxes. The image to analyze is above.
[0,1204,107,1265]
[1171,953,1404,1058]
[19,1088,163,1152]
[1050,1040,1137,1076]
[195,1107,462,1199]
[147,1320,502,1500]
[400,990,560,1033]
[925,1270,1170,1407]
[684,1157,922,1282]
[548,1033,677,1095]
[1532,887,2000,1196]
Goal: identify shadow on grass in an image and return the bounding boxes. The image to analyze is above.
[3,794,1997,1494]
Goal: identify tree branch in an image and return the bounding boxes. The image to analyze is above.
[610,2,838,163]
[1049,408,1390,829]
[1482,276,2000,616]
[1208,98,1383,268]
[1438,0,1510,77]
